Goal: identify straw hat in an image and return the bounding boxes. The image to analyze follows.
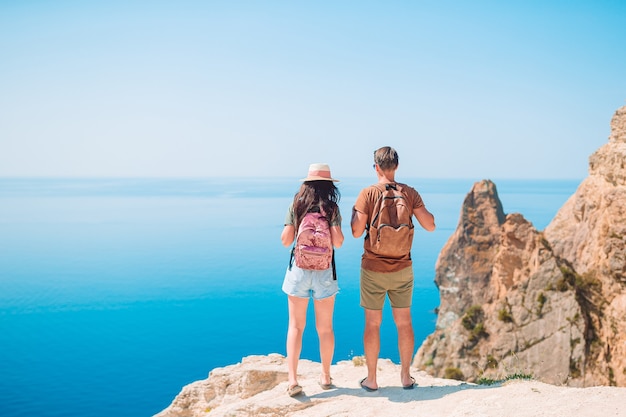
[300,163,339,182]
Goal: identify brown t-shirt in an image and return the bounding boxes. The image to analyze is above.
[353,182,424,273]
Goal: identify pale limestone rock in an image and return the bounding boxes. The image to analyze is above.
[544,105,626,386]
[155,354,469,417]
[414,180,585,386]
[155,354,626,417]
[415,104,626,388]
[433,179,506,326]
[157,106,626,417]
[155,354,290,417]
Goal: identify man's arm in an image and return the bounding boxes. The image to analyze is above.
[413,206,436,232]
[351,207,368,238]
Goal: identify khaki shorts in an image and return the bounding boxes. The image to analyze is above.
[360,267,414,310]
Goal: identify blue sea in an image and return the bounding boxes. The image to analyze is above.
[0,177,580,417]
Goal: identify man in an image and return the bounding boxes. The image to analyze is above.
[351,146,436,391]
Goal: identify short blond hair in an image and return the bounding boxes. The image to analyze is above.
[374,146,399,171]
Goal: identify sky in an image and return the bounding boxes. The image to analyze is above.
[1,0,625,180]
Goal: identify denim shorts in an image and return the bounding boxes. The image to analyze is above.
[282,265,339,300]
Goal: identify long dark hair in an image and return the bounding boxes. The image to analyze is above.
[293,180,341,229]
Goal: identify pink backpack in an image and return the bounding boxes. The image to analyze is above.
[289,209,336,278]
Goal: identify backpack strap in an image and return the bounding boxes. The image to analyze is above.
[365,184,387,237]
[288,245,295,271]
[369,184,388,227]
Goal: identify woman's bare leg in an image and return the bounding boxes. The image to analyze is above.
[286,295,309,387]
[314,295,336,385]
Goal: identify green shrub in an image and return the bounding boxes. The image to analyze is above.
[461,305,483,330]
[477,372,533,385]
[498,308,513,323]
[444,367,464,381]
[469,323,488,343]
[555,277,569,291]
[477,376,497,385]
[504,372,533,381]
[485,355,498,369]
[352,356,365,366]
[560,266,577,286]
[462,305,488,343]
[536,292,547,316]
[609,367,616,386]
[540,237,552,250]
[570,358,581,379]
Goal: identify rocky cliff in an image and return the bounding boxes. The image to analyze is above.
[156,105,626,416]
[544,104,626,385]
[155,354,625,417]
[414,105,626,387]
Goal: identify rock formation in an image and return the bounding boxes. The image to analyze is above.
[154,354,468,417]
[414,105,626,387]
[156,105,626,416]
[155,354,626,417]
[544,104,626,385]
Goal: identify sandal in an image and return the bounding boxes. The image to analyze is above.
[402,376,416,390]
[359,377,378,392]
[287,384,303,397]
[319,377,334,390]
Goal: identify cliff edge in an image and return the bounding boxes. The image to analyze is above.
[157,105,626,416]
[155,354,625,417]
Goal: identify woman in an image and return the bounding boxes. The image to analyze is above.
[280,163,344,397]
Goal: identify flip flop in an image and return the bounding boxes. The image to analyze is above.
[403,376,416,390]
[319,377,334,390]
[287,384,303,397]
[359,377,378,392]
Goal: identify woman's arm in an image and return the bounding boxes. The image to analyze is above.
[330,225,344,248]
[281,225,295,247]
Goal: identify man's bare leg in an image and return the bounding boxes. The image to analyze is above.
[392,307,415,387]
[362,308,383,390]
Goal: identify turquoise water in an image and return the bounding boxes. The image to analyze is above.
[0,178,580,417]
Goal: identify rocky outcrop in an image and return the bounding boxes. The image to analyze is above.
[546,105,626,281]
[155,354,626,417]
[413,179,587,386]
[155,354,291,417]
[414,105,626,387]
[156,106,626,416]
[154,354,469,417]
[544,104,626,386]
